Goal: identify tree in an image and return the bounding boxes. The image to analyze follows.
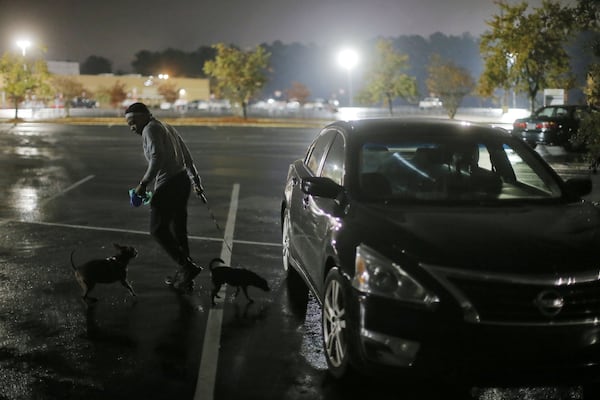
[479,0,575,112]
[570,0,600,170]
[131,46,216,78]
[96,80,127,113]
[203,43,270,119]
[426,54,475,119]
[356,39,418,116]
[50,76,87,117]
[286,81,310,104]
[81,55,112,74]
[575,0,600,106]
[0,51,50,120]
[157,81,178,103]
[573,0,600,29]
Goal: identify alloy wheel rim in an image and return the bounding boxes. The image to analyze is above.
[323,279,346,368]
[282,212,290,271]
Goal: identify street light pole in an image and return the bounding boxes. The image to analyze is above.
[16,39,31,57]
[16,39,31,72]
[346,68,353,107]
[337,49,358,107]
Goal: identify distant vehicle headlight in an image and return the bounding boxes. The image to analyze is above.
[352,244,439,308]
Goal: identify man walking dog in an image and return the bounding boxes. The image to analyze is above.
[125,102,204,293]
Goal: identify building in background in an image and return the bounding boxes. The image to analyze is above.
[47,61,80,76]
[0,60,210,109]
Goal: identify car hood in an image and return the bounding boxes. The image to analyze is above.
[357,201,600,273]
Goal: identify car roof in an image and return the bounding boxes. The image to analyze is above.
[323,118,509,143]
[539,104,596,110]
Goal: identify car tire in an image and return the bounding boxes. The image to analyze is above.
[322,267,352,379]
[584,382,600,398]
[282,208,293,273]
[282,208,308,306]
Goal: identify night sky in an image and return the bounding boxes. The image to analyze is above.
[0,0,575,72]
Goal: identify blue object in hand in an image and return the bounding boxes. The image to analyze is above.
[129,188,152,207]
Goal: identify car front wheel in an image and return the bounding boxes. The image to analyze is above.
[282,208,292,273]
[322,268,352,378]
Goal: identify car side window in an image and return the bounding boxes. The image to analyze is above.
[306,131,335,175]
[555,107,568,117]
[320,133,345,185]
[538,107,554,117]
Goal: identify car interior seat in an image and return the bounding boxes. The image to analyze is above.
[360,172,392,198]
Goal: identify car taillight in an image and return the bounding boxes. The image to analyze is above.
[513,122,527,129]
[536,121,556,129]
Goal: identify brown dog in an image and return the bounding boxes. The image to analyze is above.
[70,243,137,303]
[209,257,270,306]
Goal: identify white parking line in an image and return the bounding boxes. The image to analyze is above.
[40,175,95,205]
[7,220,280,248]
[6,182,276,399]
[194,183,239,400]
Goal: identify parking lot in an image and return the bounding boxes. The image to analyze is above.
[0,121,597,400]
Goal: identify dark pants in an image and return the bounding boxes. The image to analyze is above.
[149,172,191,266]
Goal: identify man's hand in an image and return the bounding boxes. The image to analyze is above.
[135,182,147,197]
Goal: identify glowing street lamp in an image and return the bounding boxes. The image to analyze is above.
[16,39,31,57]
[337,48,358,106]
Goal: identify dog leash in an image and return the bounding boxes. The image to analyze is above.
[195,188,234,254]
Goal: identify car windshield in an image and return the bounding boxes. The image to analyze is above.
[358,133,564,203]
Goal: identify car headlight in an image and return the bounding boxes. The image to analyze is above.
[352,244,439,308]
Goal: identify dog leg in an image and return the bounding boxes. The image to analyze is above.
[121,280,136,296]
[242,286,254,303]
[82,283,98,303]
[211,284,222,306]
[83,293,98,304]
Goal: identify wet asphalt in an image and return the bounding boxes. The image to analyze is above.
[0,122,598,400]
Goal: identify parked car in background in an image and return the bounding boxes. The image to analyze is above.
[186,99,204,110]
[281,118,600,396]
[418,97,443,110]
[70,97,97,108]
[512,105,599,150]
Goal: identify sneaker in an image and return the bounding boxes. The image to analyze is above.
[164,275,178,286]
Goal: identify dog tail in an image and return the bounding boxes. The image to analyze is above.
[209,257,225,271]
[70,250,77,270]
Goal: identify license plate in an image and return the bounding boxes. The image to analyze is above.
[526,123,537,130]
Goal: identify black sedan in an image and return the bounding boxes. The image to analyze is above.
[512,104,598,150]
[281,118,600,395]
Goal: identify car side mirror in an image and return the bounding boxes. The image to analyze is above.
[564,177,592,198]
[301,176,344,199]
